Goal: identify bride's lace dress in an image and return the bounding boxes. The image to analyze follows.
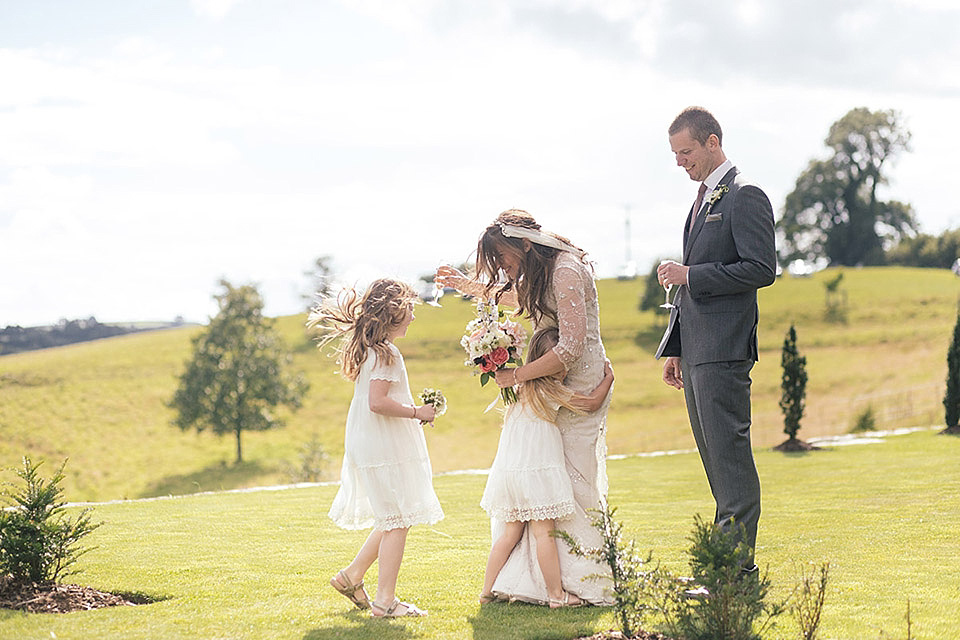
[490,252,614,606]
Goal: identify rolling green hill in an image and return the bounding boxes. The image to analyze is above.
[2,267,958,502]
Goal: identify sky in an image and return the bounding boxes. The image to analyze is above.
[1,0,958,327]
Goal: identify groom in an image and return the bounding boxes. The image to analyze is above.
[655,106,776,571]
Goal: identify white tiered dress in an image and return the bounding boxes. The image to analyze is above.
[480,400,575,523]
[328,343,444,531]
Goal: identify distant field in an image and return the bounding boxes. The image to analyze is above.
[1,266,959,502]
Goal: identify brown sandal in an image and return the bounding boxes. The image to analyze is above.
[370,597,427,617]
[330,570,370,610]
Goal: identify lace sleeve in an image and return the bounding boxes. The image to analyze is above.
[369,347,402,383]
[551,257,588,368]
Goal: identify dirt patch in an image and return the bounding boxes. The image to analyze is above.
[0,578,146,614]
[576,631,675,640]
[772,437,821,452]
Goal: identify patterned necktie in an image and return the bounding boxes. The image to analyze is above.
[689,182,708,233]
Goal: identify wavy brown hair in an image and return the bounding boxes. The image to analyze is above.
[517,326,583,422]
[307,278,417,381]
[476,209,585,326]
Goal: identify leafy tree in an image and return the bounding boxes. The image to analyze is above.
[171,280,309,463]
[887,229,960,269]
[779,107,917,267]
[943,308,960,434]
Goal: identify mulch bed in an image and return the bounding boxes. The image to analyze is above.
[772,437,820,452]
[576,631,675,640]
[0,577,142,614]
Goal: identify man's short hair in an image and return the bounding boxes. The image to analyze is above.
[669,106,723,146]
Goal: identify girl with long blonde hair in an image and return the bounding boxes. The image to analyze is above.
[479,326,613,607]
[308,278,443,618]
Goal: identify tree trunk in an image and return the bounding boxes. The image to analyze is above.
[235,426,243,464]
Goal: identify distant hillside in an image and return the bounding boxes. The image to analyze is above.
[0,317,190,356]
[2,267,958,502]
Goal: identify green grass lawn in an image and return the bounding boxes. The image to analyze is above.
[1,429,958,639]
[3,266,960,503]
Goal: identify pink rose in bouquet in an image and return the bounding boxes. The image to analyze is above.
[460,300,527,405]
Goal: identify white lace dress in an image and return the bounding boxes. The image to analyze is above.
[490,251,615,606]
[480,400,575,523]
[328,343,444,531]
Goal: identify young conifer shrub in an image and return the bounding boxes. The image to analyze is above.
[943,308,960,432]
[0,457,100,585]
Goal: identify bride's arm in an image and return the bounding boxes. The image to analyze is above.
[435,265,519,307]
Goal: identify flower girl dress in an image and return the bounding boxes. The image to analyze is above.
[480,400,575,523]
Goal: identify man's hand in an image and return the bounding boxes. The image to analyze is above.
[662,356,683,390]
[656,260,690,289]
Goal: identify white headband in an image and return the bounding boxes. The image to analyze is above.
[498,222,586,259]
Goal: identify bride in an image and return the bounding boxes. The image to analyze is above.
[437,209,614,606]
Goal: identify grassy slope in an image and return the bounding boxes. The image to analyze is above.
[0,429,957,639]
[1,266,959,502]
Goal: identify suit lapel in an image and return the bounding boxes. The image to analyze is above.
[683,166,738,262]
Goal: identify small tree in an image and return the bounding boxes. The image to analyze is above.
[775,324,815,452]
[301,255,336,308]
[555,503,660,638]
[0,458,100,585]
[942,308,960,435]
[171,280,309,463]
[823,272,847,323]
[639,259,673,324]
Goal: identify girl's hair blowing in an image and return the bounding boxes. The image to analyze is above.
[307,278,417,381]
[518,326,584,423]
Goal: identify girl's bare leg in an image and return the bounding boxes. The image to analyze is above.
[481,521,525,598]
[529,519,581,606]
[372,527,409,609]
[340,529,383,585]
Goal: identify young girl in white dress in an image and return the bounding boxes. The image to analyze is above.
[308,278,444,618]
[479,326,614,608]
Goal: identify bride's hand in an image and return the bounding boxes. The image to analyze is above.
[435,265,467,293]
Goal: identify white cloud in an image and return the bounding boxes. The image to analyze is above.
[190,0,242,20]
[1,0,959,326]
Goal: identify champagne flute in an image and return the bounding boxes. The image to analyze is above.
[659,259,675,309]
[427,262,452,307]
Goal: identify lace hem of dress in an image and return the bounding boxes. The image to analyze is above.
[483,501,575,523]
[374,507,444,531]
[369,372,401,383]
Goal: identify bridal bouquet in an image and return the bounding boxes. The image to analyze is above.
[418,388,447,426]
[460,300,527,406]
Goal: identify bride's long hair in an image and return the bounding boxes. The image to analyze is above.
[476,209,585,326]
[307,278,417,381]
[517,326,584,423]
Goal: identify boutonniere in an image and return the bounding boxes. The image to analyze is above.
[705,185,729,211]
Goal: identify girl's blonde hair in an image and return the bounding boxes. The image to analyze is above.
[307,278,418,381]
[518,326,584,423]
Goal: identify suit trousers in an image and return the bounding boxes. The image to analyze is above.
[681,358,761,564]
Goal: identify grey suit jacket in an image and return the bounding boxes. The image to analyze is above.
[655,167,776,364]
